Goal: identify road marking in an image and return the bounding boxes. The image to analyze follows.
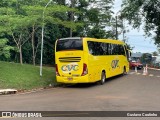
[136,73,141,75]
[148,67,160,71]
[129,72,135,74]
[149,74,154,77]
[129,71,160,78]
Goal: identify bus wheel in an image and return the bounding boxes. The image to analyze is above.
[123,67,127,75]
[98,72,106,85]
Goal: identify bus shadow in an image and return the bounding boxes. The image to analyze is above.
[106,74,124,83]
[60,83,98,88]
[59,74,125,89]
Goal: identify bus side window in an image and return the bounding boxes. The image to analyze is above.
[124,45,129,57]
[101,43,109,55]
[96,42,104,55]
[88,41,94,55]
[124,45,131,61]
[93,42,99,55]
[88,41,104,56]
[94,42,99,55]
[119,45,125,56]
[122,45,126,56]
[88,41,98,55]
[108,43,112,55]
[112,44,118,55]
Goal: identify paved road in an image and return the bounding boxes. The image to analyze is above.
[0,69,160,119]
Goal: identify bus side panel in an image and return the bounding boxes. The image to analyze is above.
[87,55,129,82]
[87,55,115,82]
[88,55,101,82]
[83,38,95,83]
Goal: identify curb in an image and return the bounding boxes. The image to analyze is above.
[0,83,61,95]
[0,89,17,95]
[0,87,55,95]
[148,67,160,71]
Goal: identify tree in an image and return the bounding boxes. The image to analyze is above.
[0,1,34,64]
[0,0,118,65]
[152,51,158,56]
[0,38,14,59]
[121,0,160,45]
[141,53,152,64]
[0,0,83,65]
[157,45,160,54]
[24,3,83,65]
[66,0,114,38]
[87,26,107,38]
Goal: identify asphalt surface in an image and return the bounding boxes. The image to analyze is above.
[0,69,160,120]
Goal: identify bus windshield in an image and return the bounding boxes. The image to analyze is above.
[56,39,83,52]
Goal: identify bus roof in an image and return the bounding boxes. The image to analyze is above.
[83,37,125,45]
[59,37,81,40]
[58,37,125,45]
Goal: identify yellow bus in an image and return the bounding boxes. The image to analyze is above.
[55,37,130,84]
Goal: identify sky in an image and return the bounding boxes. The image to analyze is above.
[113,0,158,53]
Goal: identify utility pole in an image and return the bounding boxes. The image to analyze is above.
[115,15,118,40]
[70,0,74,37]
[40,0,52,77]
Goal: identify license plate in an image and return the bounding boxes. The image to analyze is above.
[67,77,73,80]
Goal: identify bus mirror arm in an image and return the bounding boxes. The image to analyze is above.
[127,49,131,61]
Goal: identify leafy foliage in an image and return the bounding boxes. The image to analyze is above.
[0,38,14,59]
[0,0,116,65]
[121,0,160,45]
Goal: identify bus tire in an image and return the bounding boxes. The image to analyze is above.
[122,67,127,75]
[98,71,106,85]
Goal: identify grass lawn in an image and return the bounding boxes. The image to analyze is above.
[0,61,56,90]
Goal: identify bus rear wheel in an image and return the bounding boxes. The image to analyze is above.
[122,67,127,75]
[98,71,106,85]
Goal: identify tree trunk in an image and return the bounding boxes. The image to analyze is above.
[31,25,36,66]
[70,28,72,37]
[19,45,23,64]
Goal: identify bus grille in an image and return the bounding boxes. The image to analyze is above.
[59,57,81,62]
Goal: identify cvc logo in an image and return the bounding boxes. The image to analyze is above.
[111,60,119,69]
[61,64,79,72]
